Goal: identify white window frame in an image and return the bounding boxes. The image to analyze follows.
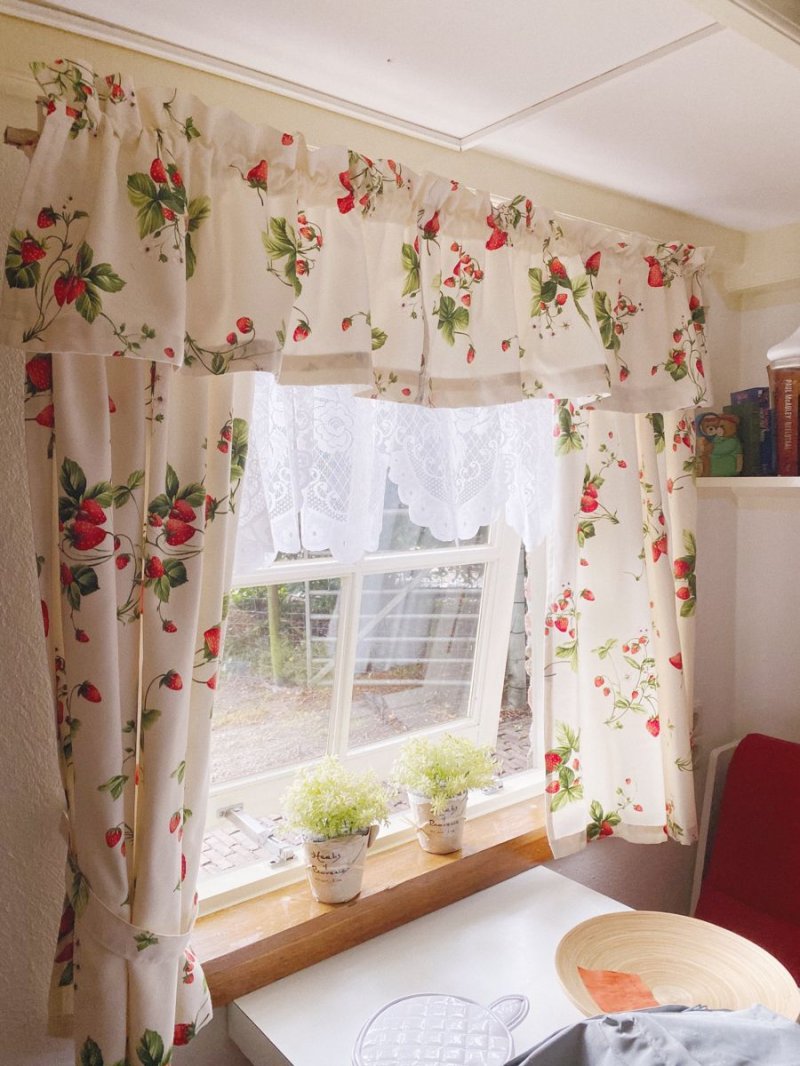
[207,519,521,822]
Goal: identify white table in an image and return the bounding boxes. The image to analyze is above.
[229,866,630,1065]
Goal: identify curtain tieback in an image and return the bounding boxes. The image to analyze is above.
[61,813,197,965]
[81,881,197,965]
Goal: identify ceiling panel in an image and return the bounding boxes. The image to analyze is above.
[476,28,800,230]
[26,0,715,138]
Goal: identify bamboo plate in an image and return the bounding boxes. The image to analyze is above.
[555,911,800,1021]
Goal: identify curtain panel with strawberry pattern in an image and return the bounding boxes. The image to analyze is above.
[2,59,712,1065]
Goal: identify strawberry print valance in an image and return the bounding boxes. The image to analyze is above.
[2,59,711,410]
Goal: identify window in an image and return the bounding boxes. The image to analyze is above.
[203,483,535,890]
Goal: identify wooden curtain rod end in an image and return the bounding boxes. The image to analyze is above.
[3,126,40,158]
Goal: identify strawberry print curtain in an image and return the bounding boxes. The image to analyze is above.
[24,350,252,1062]
[540,406,698,857]
[2,58,713,1062]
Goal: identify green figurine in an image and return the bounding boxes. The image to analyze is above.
[696,412,743,477]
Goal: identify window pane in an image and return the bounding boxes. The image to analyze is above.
[211,580,340,784]
[347,564,483,750]
[496,546,532,775]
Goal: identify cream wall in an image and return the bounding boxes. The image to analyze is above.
[1,12,798,1066]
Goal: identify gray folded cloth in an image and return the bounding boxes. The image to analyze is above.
[505,1004,800,1065]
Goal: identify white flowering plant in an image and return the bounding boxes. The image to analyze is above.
[282,756,390,840]
[392,734,497,814]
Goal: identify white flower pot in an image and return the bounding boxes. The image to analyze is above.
[407,791,468,854]
[302,828,373,904]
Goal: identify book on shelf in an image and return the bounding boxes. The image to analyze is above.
[768,365,800,477]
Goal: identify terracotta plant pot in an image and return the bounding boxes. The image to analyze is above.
[302,826,376,904]
[407,791,468,854]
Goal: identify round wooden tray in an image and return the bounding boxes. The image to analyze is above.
[556,911,800,1020]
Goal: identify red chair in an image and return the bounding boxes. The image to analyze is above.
[691,733,800,982]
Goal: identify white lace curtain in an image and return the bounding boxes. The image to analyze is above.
[235,379,555,571]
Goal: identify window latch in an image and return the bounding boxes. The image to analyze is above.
[217,804,296,864]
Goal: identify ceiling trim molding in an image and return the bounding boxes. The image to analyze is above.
[687,0,800,67]
[460,24,724,149]
[0,0,464,148]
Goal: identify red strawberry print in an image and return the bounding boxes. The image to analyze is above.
[246,159,268,184]
[545,781,560,794]
[58,905,75,939]
[37,207,57,229]
[60,563,74,587]
[204,625,221,658]
[646,716,660,737]
[599,820,614,837]
[173,1023,195,1046]
[556,293,568,306]
[619,367,630,382]
[594,676,604,687]
[181,853,187,881]
[77,498,106,525]
[501,340,510,352]
[55,941,74,964]
[295,259,307,276]
[401,387,411,397]
[689,294,700,311]
[337,190,355,213]
[163,620,177,633]
[554,617,568,633]
[204,494,216,522]
[20,236,46,264]
[341,317,353,331]
[651,535,668,561]
[676,586,691,601]
[71,521,107,551]
[207,673,218,689]
[293,324,310,343]
[443,277,456,288]
[78,681,102,703]
[148,513,163,527]
[150,158,168,183]
[645,257,664,287]
[236,316,253,333]
[35,404,55,428]
[461,294,471,307]
[673,330,683,344]
[75,629,89,643]
[25,354,52,392]
[584,251,601,274]
[422,211,440,239]
[105,827,122,848]
[669,652,683,670]
[544,751,562,773]
[580,494,598,513]
[673,559,691,579]
[169,499,196,523]
[161,206,176,222]
[549,258,567,279]
[165,519,195,546]
[164,347,175,359]
[485,226,508,251]
[169,811,181,834]
[580,589,595,601]
[217,441,229,454]
[696,359,705,376]
[54,275,86,306]
[163,670,183,691]
[116,554,130,570]
[281,133,294,146]
[145,556,164,579]
[466,346,475,364]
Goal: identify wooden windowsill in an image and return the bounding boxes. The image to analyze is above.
[194,796,551,1005]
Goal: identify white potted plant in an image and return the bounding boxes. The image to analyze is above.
[392,734,496,854]
[282,756,390,904]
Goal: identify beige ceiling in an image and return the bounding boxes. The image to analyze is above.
[6,0,800,231]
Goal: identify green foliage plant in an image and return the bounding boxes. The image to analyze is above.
[282,756,390,840]
[392,734,496,815]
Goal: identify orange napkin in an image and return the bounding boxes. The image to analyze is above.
[578,966,659,1013]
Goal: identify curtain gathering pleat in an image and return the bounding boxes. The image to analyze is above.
[2,57,712,1062]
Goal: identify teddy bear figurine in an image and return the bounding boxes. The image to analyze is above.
[695,412,743,477]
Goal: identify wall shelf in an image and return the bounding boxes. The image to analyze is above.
[697,476,800,497]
